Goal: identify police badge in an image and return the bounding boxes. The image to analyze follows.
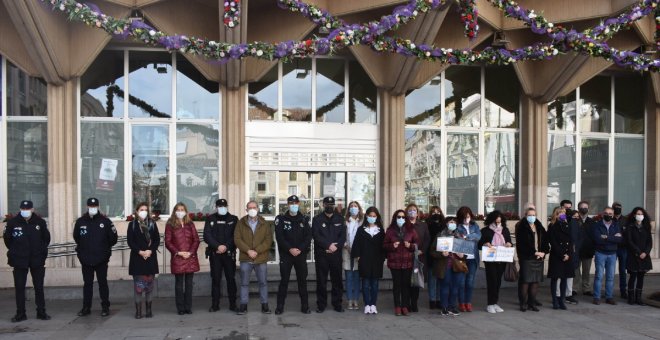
[100,223,105,228]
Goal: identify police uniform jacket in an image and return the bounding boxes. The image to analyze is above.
[3,214,50,268]
[203,212,238,256]
[275,211,312,256]
[73,213,118,266]
[312,212,346,256]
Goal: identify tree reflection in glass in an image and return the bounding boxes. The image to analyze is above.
[132,125,169,214]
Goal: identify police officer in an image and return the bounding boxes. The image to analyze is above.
[203,199,238,312]
[3,200,51,322]
[73,198,118,317]
[312,197,346,313]
[274,195,313,315]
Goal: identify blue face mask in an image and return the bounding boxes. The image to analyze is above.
[217,207,228,215]
[558,213,567,222]
[407,210,417,218]
[366,216,377,224]
[349,207,359,216]
[396,218,405,227]
[20,210,32,219]
[527,215,536,224]
[289,204,299,214]
[447,223,457,231]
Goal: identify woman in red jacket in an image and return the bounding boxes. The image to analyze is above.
[383,210,418,316]
[165,203,200,315]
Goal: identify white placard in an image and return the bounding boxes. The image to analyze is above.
[481,246,515,263]
[436,237,454,252]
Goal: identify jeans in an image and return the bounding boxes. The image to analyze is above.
[390,268,412,308]
[240,262,268,305]
[574,257,593,293]
[593,252,617,300]
[428,268,441,302]
[617,248,628,293]
[174,273,194,312]
[459,259,478,304]
[361,278,379,306]
[345,270,361,301]
[440,267,463,309]
[485,262,506,305]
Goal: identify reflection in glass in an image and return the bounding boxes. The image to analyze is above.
[614,75,644,134]
[314,172,346,214]
[282,59,312,121]
[7,122,48,215]
[446,134,479,214]
[129,51,172,118]
[405,82,441,126]
[250,171,277,216]
[348,61,377,124]
[316,59,345,123]
[547,91,576,131]
[547,134,576,215]
[248,65,278,120]
[81,122,124,217]
[579,76,611,133]
[349,173,376,209]
[484,132,518,213]
[485,66,519,128]
[445,67,481,127]
[176,124,219,213]
[176,55,219,120]
[581,139,609,213]
[81,50,125,118]
[132,125,170,214]
[7,62,47,116]
[405,129,441,213]
[278,172,313,215]
[614,138,644,209]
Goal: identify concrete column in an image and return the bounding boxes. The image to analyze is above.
[221,85,247,215]
[520,95,548,220]
[645,78,660,258]
[378,89,405,221]
[47,79,79,268]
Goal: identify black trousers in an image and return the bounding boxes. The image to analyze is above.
[175,273,194,312]
[391,268,412,308]
[628,272,646,290]
[209,253,237,308]
[13,266,46,314]
[315,252,343,310]
[82,262,110,309]
[277,253,309,309]
[410,286,420,309]
[485,262,507,305]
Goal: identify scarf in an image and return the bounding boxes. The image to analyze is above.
[489,223,506,247]
[138,218,151,246]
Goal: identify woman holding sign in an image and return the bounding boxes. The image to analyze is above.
[430,216,466,316]
[479,211,513,313]
[515,207,549,312]
[456,206,481,313]
[547,207,574,310]
[383,210,418,316]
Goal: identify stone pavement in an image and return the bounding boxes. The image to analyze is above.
[0,275,659,340]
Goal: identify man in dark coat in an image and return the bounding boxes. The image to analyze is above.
[612,202,629,298]
[203,198,238,312]
[312,197,346,313]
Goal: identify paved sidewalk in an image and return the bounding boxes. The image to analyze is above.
[0,275,659,340]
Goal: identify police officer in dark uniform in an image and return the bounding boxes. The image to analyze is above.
[274,195,313,315]
[203,198,238,312]
[3,200,51,322]
[312,197,346,313]
[73,198,118,317]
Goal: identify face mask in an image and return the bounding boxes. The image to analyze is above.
[176,211,187,219]
[613,207,622,215]
[20,210,32,219]
[289,204,299,214]
[603,215,613,222]
[396,218,405,227]
[88,207,98,216]
[324,206,334,214]
[447,223,457,231]
[635,215,644,222]
[349,207,359,216]
[464,217,471,225]
[248,209,258,218]
[579,207,588,215]
[367,216,377,224]
[217,207,228,215]
[138,211,148,220]
[526,216,536,224]
[407,210,417,218]
[558,214,567,222]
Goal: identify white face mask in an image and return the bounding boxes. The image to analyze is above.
[88,207,98,216]
[175,211,187,219]
[635,214,644,222]
[217,207,228,215]
[138,211,148,220]
[247,209,258,218]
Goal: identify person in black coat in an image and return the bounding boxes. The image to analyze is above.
[351,207,386,314]
[515,207,549,312]
[479,210,513,313]
[312,197,346,313]
[73,198,118,317]
[575,201,595,296]
[203,198,238,312]
[3,200,51,322]
[127,202,160,319]
[624,207,653,305]
[425,206,446,310]
[547,207,575,310]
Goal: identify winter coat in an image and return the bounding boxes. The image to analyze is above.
[165,221,201,274]
[592,220,623,255]
[74,213,118,266]
[577,216,596,259]
[343,217,363,271]
[625,221,653,272]
[383,224,418,270]
[127,219,160,276]
[234,215,273,264]
[547,221,575,279]
[515,219,549,261]
[351,225,385,278]
[3,214,50,268]
[412,220,430,267]
[426,216,446,266]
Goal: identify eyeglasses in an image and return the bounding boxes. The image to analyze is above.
[396,215,405,218]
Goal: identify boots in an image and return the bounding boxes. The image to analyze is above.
[552,295,559,310]
[145,302,153,318]
[135,303,142,319]
[635,289,646,306]
[627,289,635,305]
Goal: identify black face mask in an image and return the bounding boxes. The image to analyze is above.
[324,206,334,214]
[613,207,622,215]
[603,215,613,222]
[579,207,588,215]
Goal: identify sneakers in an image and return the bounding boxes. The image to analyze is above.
[458,303,467,312]
[395,307,402,316]
[493,304,504,313]
[237,304,247,315]
[401,307,409,316]
[440,308,450,316]
[448,307,461,316]
[566,296,579,305]
[77,307,91,317]
[465,303,473,312]
[371,305,378,314]
[592,299,601,305]
[364,306,371,314]
[486,305,497,314]
[261,303,272,314]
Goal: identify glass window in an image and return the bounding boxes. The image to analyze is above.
[348,60,377,124]
[7,122,48,215]
[446,133,479,214]
[7,62,47,117]
[278,171,313,214]
[614,138,644,209]
[405,82,441,126]
[445,67,481,127]
[614,75,644,134]
[176,124,219,213]
[132,125,170,214]
[548,91,577,131]
[484,132,518,213]
[485,66,519,128]
[80,122,125,217]
[579,76,611,133]
[316,59,345,123]
[250,171,277,216]
[349,172,376,209]
[404,129,442,212]
[248,65,278,121]
[128,51,172,118]
[547,134,576,214]
[176,55,219,120]
[581,138,609,213]
[81,50,124,118]
[282,59,312,121]
[315,172,346,213]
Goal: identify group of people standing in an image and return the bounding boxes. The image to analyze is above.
[2,196,654,322]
